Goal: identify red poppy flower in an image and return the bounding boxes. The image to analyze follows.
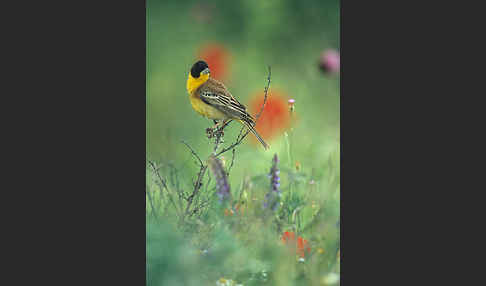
[248,90,293,145]
[197,43,231,81]
[281,231,296,244]
[297,236,311,258]
[281,231,311,258]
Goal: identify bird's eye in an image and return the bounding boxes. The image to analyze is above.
[191,60,209,78]
[201,68,210,75]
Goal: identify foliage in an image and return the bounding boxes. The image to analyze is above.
[147,0,340,285]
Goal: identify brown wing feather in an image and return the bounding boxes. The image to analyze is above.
[199,78,255,124]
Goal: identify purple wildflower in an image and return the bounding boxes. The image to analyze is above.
[209,155,231,203]
[263,154,281,211]
[319,49,340,74]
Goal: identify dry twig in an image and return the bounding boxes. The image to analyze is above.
[146,186,159,222]
[181,140,204,166]
[180,141,209,219]
[148,160,181,219]
[214,66,271,158]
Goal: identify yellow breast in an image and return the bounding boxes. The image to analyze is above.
[187,72,226,120]
[189,94,226,119]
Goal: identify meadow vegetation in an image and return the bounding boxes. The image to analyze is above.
[147,1,340,285]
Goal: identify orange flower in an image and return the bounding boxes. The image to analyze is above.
[224,208,234,216]
[295,161,301,171]
[197,43,231,81]
[297,236,311,258]
[281,231,296,244]
[235,203,245,214]
[223,203,244,216]
[248,90,293,145]
[281,231,311,258]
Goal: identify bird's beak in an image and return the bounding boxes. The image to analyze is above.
[201,68,210,75]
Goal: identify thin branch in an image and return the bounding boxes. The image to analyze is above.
[146,186,159,222]
[148,160,169,190]
[227,127,246,175]
[168,163,184,211]
[214,66,271,157]
[228,148,236,175]
[256,65,272,121]
[148,160,181,218]
[181,140,204,167]
[236,126,246,141]
[213,134,222,153]
[179,140,209,220]
[184,164,208,218]
[211,119,232,154]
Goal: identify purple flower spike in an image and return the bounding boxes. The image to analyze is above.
[263,154,281,211]
[209,155,231,203]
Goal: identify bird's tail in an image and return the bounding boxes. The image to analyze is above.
[239,119,269,150]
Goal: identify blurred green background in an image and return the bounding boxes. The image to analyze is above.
[147,0,339,176]
[147,0,340,285]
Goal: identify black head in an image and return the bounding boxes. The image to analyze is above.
[190,60,210,78]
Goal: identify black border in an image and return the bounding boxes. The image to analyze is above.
[340,0,464,283]
[6,0,147,284]
[5,0,470,284]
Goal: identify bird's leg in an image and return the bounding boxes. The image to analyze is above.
[211,119,222,130]
[216,119,231,134]
[207,120,222,139]
[207,119,231,140]
[212,119,229,144]
[220,119,232,130]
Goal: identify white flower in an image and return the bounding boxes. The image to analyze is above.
[216,278,241,286]
[321,273,340,285]
[216,278,228,286]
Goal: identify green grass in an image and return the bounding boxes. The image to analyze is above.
[147,0,340,285]
[147,150,340,285]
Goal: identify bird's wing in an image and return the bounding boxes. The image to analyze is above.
[199,82,255,124]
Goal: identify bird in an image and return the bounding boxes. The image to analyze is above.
[186,60,269,150]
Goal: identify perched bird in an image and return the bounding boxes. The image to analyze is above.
[186,60,269,149]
